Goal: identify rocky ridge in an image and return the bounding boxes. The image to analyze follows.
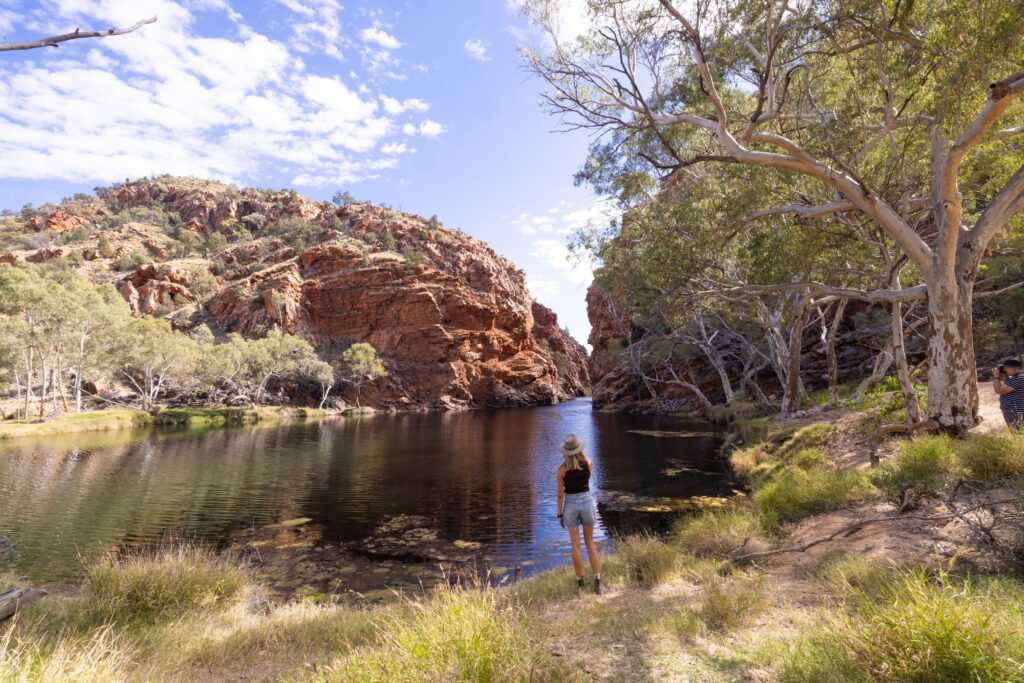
[0,177,588,410]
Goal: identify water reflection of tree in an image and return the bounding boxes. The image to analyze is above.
[0,423,336,578]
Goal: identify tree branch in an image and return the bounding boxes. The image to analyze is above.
[0,17,156,52]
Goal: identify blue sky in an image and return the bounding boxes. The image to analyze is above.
[0,0,605,346]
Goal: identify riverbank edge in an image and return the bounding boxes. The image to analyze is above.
[7,392,1023,680]
[0,406,331,440]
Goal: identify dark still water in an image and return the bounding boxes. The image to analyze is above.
[0,400,733,581]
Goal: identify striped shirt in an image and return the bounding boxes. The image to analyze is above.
[1000,375,1024,412]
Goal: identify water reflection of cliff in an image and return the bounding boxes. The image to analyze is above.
[0,401,731,581]
[309,409,541,547]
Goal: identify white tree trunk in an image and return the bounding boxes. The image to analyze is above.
[924,274,978,433]
[75,330,86,413]
[891,299,921,423]
[825,299,847,404]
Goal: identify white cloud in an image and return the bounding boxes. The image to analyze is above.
[380,94,429,115]
[532,238,594,287]
[360,26,401,50]
[381,142,415,155]
[417,119,444,137]
[0,9,19,34]
[511,198,614,235]
[464,37,491,62]
[506,0,594,51]
[274,0,346,59]
[402,119,445,137]
[0,1,441,189]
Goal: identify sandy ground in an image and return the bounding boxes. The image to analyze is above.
[975,380,1006,433]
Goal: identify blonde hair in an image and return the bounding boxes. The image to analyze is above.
[563,450,587,471]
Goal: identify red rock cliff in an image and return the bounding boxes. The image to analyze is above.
[2,177,589,410]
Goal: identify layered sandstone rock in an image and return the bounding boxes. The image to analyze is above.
[118,263,196,315]
[3,177,588,410]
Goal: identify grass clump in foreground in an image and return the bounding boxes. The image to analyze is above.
[84,544,247,622]
[306,584,567,683]
[615,534,682,587]
[0,624,131,683]
[674,507,767,558]
[778,568,1024,683]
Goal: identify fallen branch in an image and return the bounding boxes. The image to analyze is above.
[728,497,1024,563]
[867,420,939,464]
[0,587,48,621]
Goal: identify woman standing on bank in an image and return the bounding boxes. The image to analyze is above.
[557,434,601,594]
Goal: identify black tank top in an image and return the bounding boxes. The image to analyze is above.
[563,460,590,494]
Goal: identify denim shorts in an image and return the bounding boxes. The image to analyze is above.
[1004,409,1024,429]
[562,492,597,528]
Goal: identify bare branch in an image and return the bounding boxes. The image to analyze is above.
[0,17,156,52]
[698,280,927,304]
[992,125,1024,141]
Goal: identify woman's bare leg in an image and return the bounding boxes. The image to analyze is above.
[582,525,601,574]
[568,526,584,577]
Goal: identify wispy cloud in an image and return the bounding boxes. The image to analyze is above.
[402,120,445,137]
[360,26,401,49]
[515,197,615,317]
[275,0,346,59]
[464,37,490,62]
[0,0,440,189]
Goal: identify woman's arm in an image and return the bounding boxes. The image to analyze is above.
[556,466,565,527]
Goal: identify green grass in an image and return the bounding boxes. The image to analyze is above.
[778,568,1024,683]
[304,585,568,683]
[83,545,247,622]
[0,409,151,440]
[872,435,961,501]
[958,430,1024,481]
[729,423,836,485]
[0,625,131,683]
[152,406,325,427]
[616,534,681,587]
[0,406,327,441]
[811,551,899,601]
[674,508,767,558]
[753,464,874,531]
[699,573,766,632]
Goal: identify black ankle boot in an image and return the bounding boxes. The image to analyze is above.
[576,577,585,590]
[593,576,602,595]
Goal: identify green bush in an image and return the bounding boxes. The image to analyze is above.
[958,431,1024,481]
[872,435,960,501]
[616,534,681,587]
[776,423,837,458]
[729,443,773,482]
[85,545,246,620]
[699,574,766,632]
[675,508,766,558]
[754,465,874,531]
[779,569,1024,683]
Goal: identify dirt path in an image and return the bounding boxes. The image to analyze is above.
[975,380,1004,433]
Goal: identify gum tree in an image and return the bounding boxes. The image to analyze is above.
[524,0,1024,432]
